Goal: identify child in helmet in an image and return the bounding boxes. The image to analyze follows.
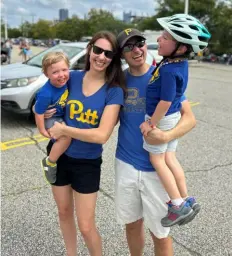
[140,14,211,227]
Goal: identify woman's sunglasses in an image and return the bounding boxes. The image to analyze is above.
[92,45,115,59]
[123,40,146,52]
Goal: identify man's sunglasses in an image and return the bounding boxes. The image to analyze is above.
[92,45,115,59]
[123,40,146,52]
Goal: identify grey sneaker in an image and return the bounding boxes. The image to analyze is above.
[179,197,200,226]
[41,157,57,184]
[161,201,194,227]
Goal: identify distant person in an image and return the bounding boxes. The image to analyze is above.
[19,39,30,62]
[34,52,71,184]
[139,14,211,227]
[4,39,13,64]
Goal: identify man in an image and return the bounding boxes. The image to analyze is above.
[115,28,196,256]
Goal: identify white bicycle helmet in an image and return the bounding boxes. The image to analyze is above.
[157,14,211,53]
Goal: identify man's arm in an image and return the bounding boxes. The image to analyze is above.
[145,100,196,145]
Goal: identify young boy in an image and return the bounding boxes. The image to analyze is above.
[140,14,211,227]
[35,52,71,184]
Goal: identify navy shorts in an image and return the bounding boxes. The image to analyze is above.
[46,141,102,194]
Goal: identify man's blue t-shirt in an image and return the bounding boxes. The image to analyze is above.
[35,80,68,116]
[116,65,186,172]
[146,60,188,116]
[64,71,124,159]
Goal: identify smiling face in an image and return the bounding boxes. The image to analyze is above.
[89,38,114,73]
[45,60,69,88]
[122,36,147,68]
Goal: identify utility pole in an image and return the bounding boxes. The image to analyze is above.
[4,5,8,39]
[184,0,189,14]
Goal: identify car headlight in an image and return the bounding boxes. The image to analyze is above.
[6,77,39,88]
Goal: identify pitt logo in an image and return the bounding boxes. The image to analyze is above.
[67,100,99,125]
[149,66,161,84]
[124,28,132,36]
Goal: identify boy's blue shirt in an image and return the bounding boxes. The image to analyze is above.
[146,60,188,116]
[116,65,186,172]
[35,80,68,116]
[64,71,124,159]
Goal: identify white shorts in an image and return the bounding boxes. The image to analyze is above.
[115,158,170,239]
[143,112,181,154]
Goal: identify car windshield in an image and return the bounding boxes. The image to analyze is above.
[26,45,84,68]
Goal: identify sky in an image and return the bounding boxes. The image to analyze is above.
[1,0,158,28]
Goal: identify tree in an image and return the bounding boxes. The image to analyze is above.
[8,28,22,38]
[31,19,54,39]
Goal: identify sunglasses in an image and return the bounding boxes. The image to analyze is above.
[92,45,115,59]
[123,40,146,52]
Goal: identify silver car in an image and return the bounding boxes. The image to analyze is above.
[1,42,154,117]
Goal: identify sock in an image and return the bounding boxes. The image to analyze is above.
[171,198,184,206]
[46,157,57,167]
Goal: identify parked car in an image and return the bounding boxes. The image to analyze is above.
[146,42,163,63]
[1,42,155,117]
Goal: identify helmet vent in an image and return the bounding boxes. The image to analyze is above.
[189,25,199,31]
[172,23,183,28]
[202,28,209,34]
[170,18,181,22]
[199,45,205,50]
[171,30,192,39]
[198,36,208,42]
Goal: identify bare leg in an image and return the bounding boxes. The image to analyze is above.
[126,219,144,256]
[165,152,188,198]
[48,135,71,163]
[74,191,102,256]
[150,153,181,200]
[52,185,77,256]
[150,232,174,256]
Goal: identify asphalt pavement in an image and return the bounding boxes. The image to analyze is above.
[1,48,232,256]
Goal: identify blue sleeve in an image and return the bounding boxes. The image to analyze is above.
[67,70,84,90]
[106,87,124,106]
[160,71,177,102]
[181,94,187,102]
[35,90,51,114]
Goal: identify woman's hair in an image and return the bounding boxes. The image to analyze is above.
[42,51,70,74]
[84,31,126,95]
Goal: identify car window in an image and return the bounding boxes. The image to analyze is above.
[147,44,158,50]
[26,45,84,68]
[71,54,86,70]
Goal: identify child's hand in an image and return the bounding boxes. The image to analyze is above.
[140,121,154,136]
[39,129,51,138]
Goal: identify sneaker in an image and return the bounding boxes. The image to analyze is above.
[41,157,57,184]
[161,201,194,227]
[179,197,200,226]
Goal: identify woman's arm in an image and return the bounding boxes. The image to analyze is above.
[49,104,121,144]
[145,100,196,145]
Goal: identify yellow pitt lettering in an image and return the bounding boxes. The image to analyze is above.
[124,28,132,36]
[67,100,83,119]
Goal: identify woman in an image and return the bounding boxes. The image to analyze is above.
[19,39,30,62]
[45,31,126,256]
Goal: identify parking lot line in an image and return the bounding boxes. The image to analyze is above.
[1,135,48,151]
[1,101,200,151]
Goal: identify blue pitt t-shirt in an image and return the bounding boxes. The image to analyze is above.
[116,66,186,172]
[146,60,188,116]
[64,71,124,159]
[35,80,68,116]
